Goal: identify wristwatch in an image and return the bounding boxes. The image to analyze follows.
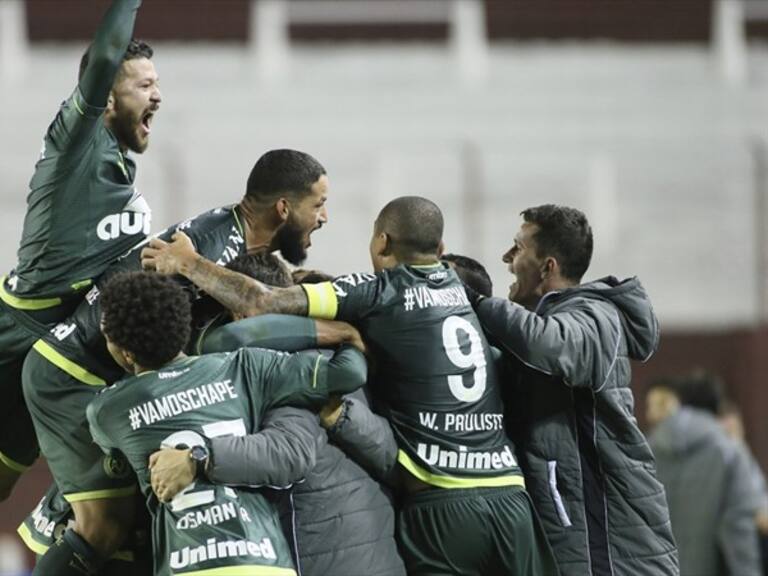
[189,444,209,478]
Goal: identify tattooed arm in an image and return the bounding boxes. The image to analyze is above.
[141,231,308,317]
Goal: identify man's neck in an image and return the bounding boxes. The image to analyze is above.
[528,278,579,310]
[398,254,441,268]
[134,352,187,376]
[238,200,278,252]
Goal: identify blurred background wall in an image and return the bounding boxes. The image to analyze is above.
[1,0,767,570]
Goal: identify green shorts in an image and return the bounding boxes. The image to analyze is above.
[0,302,69,471]
[18,482,153,575]
[22,346,136,501]
[397,486,559,576]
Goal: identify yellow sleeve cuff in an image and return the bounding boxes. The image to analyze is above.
[302,282,338,320]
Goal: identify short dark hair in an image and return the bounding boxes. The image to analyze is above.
[192,251,293,323]
[376,196,443,259]
[101,272,191,371]
[227,251,293,288]
[676,370,726,416]
[442,253,492,297]
[245,150,326,203]
[79,39,154,83]
[293,269,334,285]
[521,204,593,282]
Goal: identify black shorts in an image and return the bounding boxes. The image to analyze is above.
[0,301,71,471]
[397,485,559,576]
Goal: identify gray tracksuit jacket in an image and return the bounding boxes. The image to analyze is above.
[475,276,679,576]
[650,407,762,576]
[206,390,406,576]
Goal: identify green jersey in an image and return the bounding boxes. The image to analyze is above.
[5,0,147,308]
[303,263,524,490]
[33,205,248,385]
[86,349,336,576]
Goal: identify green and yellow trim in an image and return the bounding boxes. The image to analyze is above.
[71,279,93,291]
[175,566,296,576]
[72,91,86,116]
[232,205,245,236]
[0,450,29,473]
[303,282,338,320]
[63,484,136,503]
[0,277,62,310]
[116,151,129,180]
[398,450,526,490]
[18,522,134,561]
[33,340,106,386]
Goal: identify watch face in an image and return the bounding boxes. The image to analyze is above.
[190,445,208,462]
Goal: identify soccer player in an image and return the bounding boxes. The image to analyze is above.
[18,251,355,575]
[0,0,158,501]
[142,196,558,575]
[22,150,328,574]
[87,271,367,576]
[150,262,407,576]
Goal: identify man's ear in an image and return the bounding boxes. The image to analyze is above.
[541,256,558,280]
[379,232,393,256]
[275,198,290,222]
[122,349,137,372]
[106,91,116,113]
[436,240,445,259]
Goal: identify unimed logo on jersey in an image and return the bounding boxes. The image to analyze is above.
[169,537,276,570]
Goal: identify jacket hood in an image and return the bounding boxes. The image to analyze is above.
[650,407,722,455]
[542,276,659,362]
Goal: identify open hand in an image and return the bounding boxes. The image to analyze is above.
[141,231,197,275]
[149,447,195,502]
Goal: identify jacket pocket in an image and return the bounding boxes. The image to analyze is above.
[547,460,572,528]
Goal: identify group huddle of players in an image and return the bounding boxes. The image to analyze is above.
[0,1,556,575]
[1,2,683,576]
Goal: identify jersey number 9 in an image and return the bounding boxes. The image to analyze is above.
[442,316,487,403]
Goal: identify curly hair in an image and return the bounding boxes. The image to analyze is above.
[101,272,191,370]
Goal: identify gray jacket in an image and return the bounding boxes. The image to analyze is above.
[650,407,762,576]
[475,276,679,576]
[207,390,406,576]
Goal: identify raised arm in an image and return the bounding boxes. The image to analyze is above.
[141,232,308,318]
[80,0,143,107]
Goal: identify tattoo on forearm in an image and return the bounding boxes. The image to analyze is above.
[185,257,308,317]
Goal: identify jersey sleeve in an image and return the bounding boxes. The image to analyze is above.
[301,272,379,322]
[201,315,317,355]
[79,0,143,108]
[241,346,367,412]
[47,0,142,154]
[86,395,116,453]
